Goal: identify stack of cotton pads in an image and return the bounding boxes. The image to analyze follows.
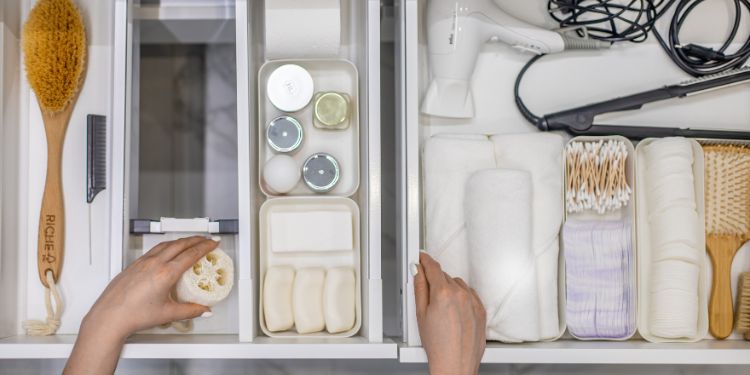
[564,219,634,339]
[643,138,702,339]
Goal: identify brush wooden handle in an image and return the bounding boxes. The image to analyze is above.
[707,235,745,339]
[37,108,72,288]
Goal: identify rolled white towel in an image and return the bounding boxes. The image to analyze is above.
[465,169,541,343]
[423,134,496,282]
[490,133,564,340]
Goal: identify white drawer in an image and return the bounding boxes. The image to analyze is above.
[395,0,750,364]
[0,0,396,359]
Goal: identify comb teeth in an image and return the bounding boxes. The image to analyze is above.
[737,273,750,333]
[87,115,107,203]
[704,145,750,236]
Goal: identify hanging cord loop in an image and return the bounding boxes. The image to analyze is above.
[23,270,63,336]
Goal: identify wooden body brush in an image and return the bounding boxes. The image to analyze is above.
[21,0,86,335]
[703,144,750,339]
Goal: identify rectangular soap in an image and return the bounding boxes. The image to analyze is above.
[263,266,296,332]
[324,267,356,334]
[270,210,353,253]
[293,267,326,334]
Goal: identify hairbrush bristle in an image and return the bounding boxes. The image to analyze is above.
[22,0,86,113]
[704,145,750,237]
[736,273,750,333]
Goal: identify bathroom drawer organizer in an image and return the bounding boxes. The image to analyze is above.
[0,0,395,359]
[396,0,750,364]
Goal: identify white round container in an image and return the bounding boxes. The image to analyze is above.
[266,64,314,112]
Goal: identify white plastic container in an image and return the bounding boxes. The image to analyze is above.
[635,138,708,343]
[258,197,362,338]
[563,136,638,341]
[258,59,360,197]
[697,139,750,341]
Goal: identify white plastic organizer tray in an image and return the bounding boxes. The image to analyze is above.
[258,60,360,197]
[563,135,638,341]
[258,197,362,338]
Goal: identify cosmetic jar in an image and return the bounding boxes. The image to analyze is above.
[313,92,350,130]
[302,153,340,193]
[267,64,314,112]
[267,116,304,153]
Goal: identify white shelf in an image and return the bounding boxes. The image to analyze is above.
[133,4,235,20]
[399,340,750,364]
[0,335,398,359]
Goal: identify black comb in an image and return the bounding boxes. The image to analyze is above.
[87,115,106,203]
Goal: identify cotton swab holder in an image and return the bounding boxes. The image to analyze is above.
[562,136,637,341]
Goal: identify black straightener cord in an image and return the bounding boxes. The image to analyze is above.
[653,0,750,76]
[549,0,675,43]
[549,0,750,76]
[514,54,545,127]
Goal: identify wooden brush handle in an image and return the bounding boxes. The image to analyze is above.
[707,235,745,340]
[37,109,72,288]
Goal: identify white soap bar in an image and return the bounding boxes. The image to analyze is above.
[293,268,326,334]
[323,267,356,334]
[263,266,296,332]
[270,211,353,252]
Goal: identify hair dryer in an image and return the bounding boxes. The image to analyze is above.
[422,0,610,119]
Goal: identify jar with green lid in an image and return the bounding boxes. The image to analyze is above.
[313,92,350,130]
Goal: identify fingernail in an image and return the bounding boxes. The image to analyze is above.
[409,263,419,277]
[211,236,221,243]
[200,311,213,318]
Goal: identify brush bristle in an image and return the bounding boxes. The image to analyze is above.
[704,145,750,236]
[22,0,86,114]
[736,273,750,333]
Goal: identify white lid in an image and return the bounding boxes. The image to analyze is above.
[266,64,315,112]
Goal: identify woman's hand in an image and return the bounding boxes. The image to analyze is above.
[414,252,487,375]
[64,236,219,375]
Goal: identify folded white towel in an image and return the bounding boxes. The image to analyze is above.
[491,133,565,340]
[465,169,541,343]
[423,134,496,282]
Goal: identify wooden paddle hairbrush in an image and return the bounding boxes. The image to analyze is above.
[703,144,750,339]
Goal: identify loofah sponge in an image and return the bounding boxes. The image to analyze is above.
[176,249,235,307]
[22,0,86,113]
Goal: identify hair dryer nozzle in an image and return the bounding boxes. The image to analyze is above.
[421,78,475,119]
[560,33,612,50]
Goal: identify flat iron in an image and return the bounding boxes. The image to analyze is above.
[515,56,750,140]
